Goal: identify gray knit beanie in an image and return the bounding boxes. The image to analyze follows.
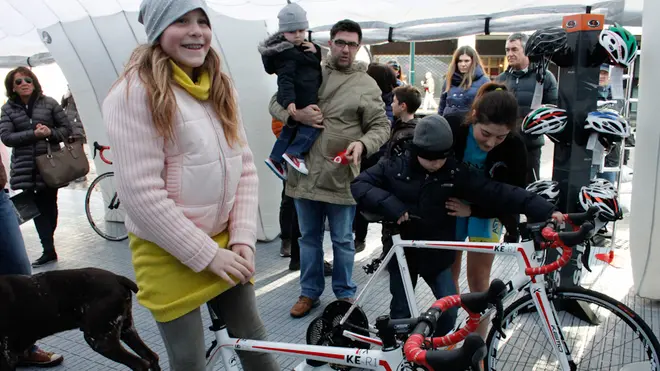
[278,2,309,33]
[138,0,211,44]
[413,115,454,155]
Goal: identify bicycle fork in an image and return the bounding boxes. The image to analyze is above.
[529,282,576,371]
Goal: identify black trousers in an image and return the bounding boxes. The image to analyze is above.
[279,183,300,263]
[32,188,59,255]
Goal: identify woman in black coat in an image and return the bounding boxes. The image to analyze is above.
[0,67,72,267]
[443,82,528,338]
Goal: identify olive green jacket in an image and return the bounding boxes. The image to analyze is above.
[269,60,390,205]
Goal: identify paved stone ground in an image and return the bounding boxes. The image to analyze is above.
[14,143,659,370]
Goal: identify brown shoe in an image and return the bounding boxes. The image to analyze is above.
[17,346,64,367]
[290,296,320,318]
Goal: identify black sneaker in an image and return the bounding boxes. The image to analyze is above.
[32,253,57,267]
[324,261,332,276]
[355,240,366,253]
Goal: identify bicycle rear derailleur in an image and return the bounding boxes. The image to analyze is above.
[362,257,382,275]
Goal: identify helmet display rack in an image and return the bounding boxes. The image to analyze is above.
[601,48,640,248]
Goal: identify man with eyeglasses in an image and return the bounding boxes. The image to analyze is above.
[269,19,390,318]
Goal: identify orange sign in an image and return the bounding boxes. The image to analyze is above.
[562,14,605,32]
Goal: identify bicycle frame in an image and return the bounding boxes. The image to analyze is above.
[204,306,409,371]
[204,229,585,370]
[339,234,574,370]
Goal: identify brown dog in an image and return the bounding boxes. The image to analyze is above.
[0,268,160,371]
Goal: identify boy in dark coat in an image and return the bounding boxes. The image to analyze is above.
[351,114,562,336]
[259,2,322,179]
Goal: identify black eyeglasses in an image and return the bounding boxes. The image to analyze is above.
[333,39,360,50]
[14,77,33,86]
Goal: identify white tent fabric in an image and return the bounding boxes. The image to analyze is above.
[0,0,642,61]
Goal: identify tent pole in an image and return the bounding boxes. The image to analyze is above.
[409,42,416,86]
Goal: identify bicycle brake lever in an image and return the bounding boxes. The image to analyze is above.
[582,240,592,273]
[492,300,507,340]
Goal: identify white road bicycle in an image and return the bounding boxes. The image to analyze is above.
[202,207,659,370]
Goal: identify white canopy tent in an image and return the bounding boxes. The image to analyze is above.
[0,0,643,66]
[0,0,657,300]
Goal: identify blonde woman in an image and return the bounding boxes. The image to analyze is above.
[439,46,489,116]
[102,0,278,370]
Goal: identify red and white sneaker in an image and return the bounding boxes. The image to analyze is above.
[265,158,287,180]
[282,153,309,175]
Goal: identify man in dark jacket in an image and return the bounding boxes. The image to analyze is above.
[259,2,323,178]
[351,115,561,335]
[496,33,558,184]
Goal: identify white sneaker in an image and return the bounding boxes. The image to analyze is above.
[282,153,309,175]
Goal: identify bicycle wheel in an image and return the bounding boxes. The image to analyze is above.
[85,172,128,241]
[486,287,660,370]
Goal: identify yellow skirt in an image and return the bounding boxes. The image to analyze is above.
[129,231,251,323]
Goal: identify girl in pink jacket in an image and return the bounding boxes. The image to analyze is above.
[103,0,278,370]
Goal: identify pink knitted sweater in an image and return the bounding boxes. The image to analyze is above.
[102,75,259,273]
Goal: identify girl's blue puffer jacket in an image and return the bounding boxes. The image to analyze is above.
[438,66,489,116]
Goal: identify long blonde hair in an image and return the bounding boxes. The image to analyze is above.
[444,45,487,93]
[116,44,241,147]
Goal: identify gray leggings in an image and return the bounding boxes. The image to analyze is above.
[156,283,280,371]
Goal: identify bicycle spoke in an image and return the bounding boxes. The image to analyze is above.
[85,173,128,241]
[488,290,659,371]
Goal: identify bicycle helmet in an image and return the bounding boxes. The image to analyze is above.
[589,178,617,197]
[584,111,630,139]
[526,27,568,58]
[599,23,638,67]
[579,186,622,222]
[522,105,567,135]
[526,180,560,205]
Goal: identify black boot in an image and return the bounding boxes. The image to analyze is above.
[32,252,57,267]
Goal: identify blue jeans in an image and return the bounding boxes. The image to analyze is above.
[270,124,320,161]
[389,260,457,337]
[0,191,31,276]
[294,198,357,300]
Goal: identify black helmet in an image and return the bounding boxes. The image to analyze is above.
[526,27,568,59]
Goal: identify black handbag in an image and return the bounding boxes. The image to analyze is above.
[10,191,41,225]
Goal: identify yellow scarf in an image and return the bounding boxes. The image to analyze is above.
[170,60,211,100]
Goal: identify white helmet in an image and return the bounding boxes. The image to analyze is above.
[526,180,560,204]
[522,105,568,135]
[585,111,630,138]
[579,185,622,222]
[590,179,617,197]
[599,24,638,67]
